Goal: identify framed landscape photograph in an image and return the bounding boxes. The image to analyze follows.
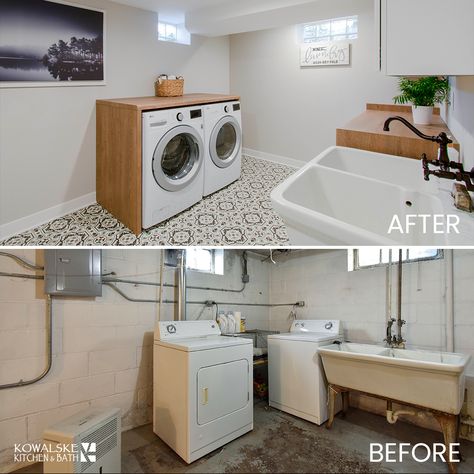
[0,0,105,87]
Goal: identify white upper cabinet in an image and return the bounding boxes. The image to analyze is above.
[379,0,474,76]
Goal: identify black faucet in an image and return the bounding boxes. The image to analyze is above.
[383,116,453,168]
[384,116,474,192]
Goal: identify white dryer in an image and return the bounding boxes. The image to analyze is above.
[153,320,253,464]
[203,101,242,197]
[268,320,343,425]
[142,106,205,229]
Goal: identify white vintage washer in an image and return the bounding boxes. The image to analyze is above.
[142,106,205,229]
[153,320,253,464]
[268,320,343,425]
[203,101,242,196]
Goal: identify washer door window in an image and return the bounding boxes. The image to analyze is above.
[153,125,204,192]
[209,116,242,169]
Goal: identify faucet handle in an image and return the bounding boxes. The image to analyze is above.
[436,132,453,145]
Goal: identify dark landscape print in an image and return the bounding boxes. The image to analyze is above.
[0,0,104,83]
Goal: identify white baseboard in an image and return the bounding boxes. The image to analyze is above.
[243,148,305,169]
[0,192,97,242]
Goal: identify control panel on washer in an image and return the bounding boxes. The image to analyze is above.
[290,320,342,335]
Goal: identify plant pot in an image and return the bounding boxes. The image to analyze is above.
[412,105,434,125]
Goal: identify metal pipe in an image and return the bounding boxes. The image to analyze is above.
[446,250,455,352]
[177,251,186,321]
[0,272,44,280]
[0,251,44,271]
[104,282,300,308]
[102,277,246,293]
[0,295,53,390]
[397,249,403,342]
[386,249,392,322]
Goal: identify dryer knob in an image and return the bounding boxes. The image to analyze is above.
[224,105,230,113]
[177,112,184,122]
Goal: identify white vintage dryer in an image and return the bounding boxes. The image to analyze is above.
[153,320,253,464]
[203,101,242,196]
[268,320,343,425]
[142,106,205,229]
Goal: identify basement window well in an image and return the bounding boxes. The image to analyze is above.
[300,16,358,43]
[158,21,191,45]
[348,248,443,271]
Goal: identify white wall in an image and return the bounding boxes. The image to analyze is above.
[229,0,399,163]
[269,249,474,435]
[0,249,270,472]
[445,76,474,172]
[0,0,230,233]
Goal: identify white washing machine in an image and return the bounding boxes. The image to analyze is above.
[203,101,242,197]
[268,320,343,425]
[142,106,205,229]
[153,320,253,464]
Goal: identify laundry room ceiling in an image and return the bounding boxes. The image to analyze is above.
[109,0,319,35]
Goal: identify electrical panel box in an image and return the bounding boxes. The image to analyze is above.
[44,250,102,297]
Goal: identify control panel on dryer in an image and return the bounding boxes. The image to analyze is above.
[155,320,221,340]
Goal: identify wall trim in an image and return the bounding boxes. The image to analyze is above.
[0,192,97,241]
[243,147,305,169]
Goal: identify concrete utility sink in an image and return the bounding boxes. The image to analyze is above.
[318,343,471,415]
[271,146,474,245]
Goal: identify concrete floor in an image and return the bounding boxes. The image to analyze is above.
[15,401,474,473]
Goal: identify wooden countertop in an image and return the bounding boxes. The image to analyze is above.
[97,93,240,111]
[336,104,459,160]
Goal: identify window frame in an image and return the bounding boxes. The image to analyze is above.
[349,248,444,271]
[300,15,358,44]
[185,248,224,275]
[158,21,178,43]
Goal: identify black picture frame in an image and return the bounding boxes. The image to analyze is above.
[0,0,106,87]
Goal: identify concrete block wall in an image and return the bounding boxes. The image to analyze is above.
[0,249,270,472]
[268,249,474,438]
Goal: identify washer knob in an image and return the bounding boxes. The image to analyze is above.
[177,112,184,121]
[224,105,230,113]
[325,322,333,330]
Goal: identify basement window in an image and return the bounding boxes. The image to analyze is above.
[186,249,224,275]
[300,16,358,43]
[158,21,191,45]
[348,248,443,271]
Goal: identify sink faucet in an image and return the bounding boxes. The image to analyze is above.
[384,318,406,348]
[384,318,396,347]
[383,116,474,192]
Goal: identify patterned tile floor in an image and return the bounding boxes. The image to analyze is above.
[1,156,295,247]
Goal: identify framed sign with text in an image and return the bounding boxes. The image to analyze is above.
[300,41,351,67]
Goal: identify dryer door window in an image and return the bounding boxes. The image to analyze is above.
[153,125,204,192]
[197,359,249,425]
[209,116,242,169]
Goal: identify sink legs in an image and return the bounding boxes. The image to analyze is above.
[326,384,350,429]
[325,383,461,474]
[433,412,461,474]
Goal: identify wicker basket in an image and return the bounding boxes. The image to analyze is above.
[155,75,184,97]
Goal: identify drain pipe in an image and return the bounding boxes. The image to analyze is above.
[386,400,425,424]
[177,251,187,321]
[446,250,455,352]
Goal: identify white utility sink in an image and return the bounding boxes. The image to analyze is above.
[318,343,471,415]
[271,146,474,245]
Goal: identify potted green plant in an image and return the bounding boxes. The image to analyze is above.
[393,76,450,125]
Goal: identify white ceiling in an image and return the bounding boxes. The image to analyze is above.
[109,0,234,23]
[108,0,319,34]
